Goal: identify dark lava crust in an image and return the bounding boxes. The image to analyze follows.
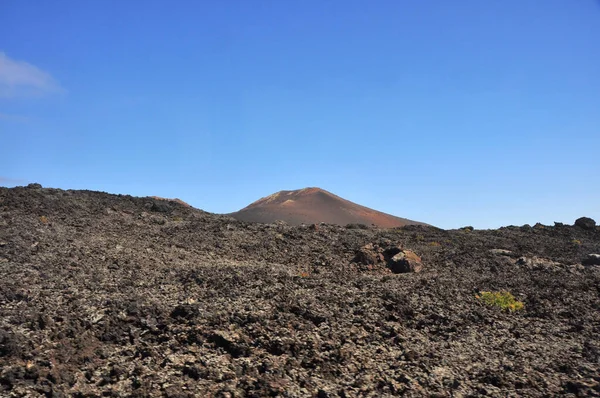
[1,185,599,397]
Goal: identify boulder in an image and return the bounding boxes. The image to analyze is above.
[582,254,600,266]
[354,244,422,273]
[354,249,377,265]
[575,217,596,230]
[354,243,382,265]
[388,250,423,273]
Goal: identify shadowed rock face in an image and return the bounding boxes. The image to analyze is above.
[149,196,192,208]
[229,187,426,227]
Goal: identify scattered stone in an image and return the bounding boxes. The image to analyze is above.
[516,256,562,269]
[489,249,513,257]
[388,250,423,273]
[575,217,596,230]
[582,254,600,266]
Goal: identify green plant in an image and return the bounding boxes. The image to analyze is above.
[476,291,524,312]
[571,239,582,246]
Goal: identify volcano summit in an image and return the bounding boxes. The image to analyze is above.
[228,187,425,227]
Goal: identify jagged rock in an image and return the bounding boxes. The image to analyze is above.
[516,256,562,269]
[388,250,423,273]
[575,217,596,230]
[489,249,513,257]
[150,201,172,213]
[354,243,385,265]
[582,254,600,266]
[26,183,42,189]
[345,223,369,230]
[170,304,199,320]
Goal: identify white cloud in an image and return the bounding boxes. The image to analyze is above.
[0,52,64,98]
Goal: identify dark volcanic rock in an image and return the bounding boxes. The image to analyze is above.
[582,254,600,266]
[0,185,599,397]
[575,217,596,230]
[353,243,382,265]
[388,250,423,273]
[516,256,562,269]
[150,200,172,213]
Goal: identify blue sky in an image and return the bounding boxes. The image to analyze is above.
[1,1,599,229]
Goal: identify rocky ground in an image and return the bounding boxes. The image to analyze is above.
[1,184,599,397]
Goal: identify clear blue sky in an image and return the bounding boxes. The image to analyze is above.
[1,1,599,229]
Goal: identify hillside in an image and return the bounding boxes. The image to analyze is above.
[229,187,426,227]
[1,184,599,397]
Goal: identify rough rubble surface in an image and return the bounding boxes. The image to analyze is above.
[1,185,599,397]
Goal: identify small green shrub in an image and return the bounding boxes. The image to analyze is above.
[476,291,524,312]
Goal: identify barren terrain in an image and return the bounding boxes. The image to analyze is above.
[1,184,599,397]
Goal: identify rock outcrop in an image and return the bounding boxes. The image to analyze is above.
[575,217,596,230]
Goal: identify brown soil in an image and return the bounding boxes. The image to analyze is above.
[228,188,426,228]
[1,184,599,397]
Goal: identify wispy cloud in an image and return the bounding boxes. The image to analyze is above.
[0,52,64,98]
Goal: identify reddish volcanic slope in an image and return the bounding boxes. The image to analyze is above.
[228,187,426,227]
